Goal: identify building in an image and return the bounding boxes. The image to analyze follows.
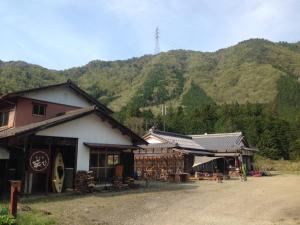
[0,80,146,195]
[134,130,257,180]
[134,129,213,180]
[190,132,257,173]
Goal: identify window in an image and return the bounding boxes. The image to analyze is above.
[89,152,106,168]
[90,153,99,167]
[89,152,119,167]
[32,104,46,116]
[0,112,9,127]
[89,151,120,183]
[107,154,119,166]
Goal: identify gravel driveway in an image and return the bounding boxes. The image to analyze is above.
[22,174,300,225]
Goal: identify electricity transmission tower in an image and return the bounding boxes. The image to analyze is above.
[154,27,160,54]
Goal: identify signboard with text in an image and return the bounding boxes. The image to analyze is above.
[29,149,50,173]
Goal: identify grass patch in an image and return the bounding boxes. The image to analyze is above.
[255,155,300,173]
[16,210,56,225]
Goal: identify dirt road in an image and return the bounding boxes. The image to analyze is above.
[24,174,300,225]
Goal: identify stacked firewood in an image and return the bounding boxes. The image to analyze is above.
[125,177,139,188]
[75,171,95,193]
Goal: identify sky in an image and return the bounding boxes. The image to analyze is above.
[0,0,300,70]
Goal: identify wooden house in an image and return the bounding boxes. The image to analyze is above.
[190,132,257,173]
[134,129,213,180]
[0,80,146,195]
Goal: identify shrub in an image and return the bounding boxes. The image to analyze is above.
[0,207,16,225]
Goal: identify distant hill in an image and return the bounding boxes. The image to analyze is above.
[1,38,300,120]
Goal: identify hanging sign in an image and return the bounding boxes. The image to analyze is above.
[29,150,50,173]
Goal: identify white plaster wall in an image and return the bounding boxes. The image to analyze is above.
[23,86,91,107]
[36,114,132,171]
[0,146,9,159]
[145,136,164,144]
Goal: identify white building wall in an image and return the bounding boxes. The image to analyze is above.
[36,114,132,171]
[23,86,91,107]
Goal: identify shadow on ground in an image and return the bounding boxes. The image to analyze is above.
[19,181,200,204]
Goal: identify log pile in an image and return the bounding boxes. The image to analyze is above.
[125,177,139,189]
[75,171,95,193]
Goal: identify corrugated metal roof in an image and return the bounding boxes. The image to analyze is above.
[190,132,245,152]
[150,130,206,150]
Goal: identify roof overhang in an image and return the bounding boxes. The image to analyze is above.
[84,143,139,150]
[179,149,214,156]
[215,152,240,157]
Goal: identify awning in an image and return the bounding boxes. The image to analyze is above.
[193,156,221,167]
[0,146,9,159]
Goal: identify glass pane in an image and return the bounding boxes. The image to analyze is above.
[39,105,46,115]
[33,105,39,115]
[90,153,98,167]
[114,155,119,165]
[3,112,8,125]
[107,155,114,166]
[0,112,9,126]
[98,154,105,167]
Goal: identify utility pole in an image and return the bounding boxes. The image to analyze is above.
[154,26,160,54]
[161,104,167,131]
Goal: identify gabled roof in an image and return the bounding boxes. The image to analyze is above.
[144,129,206,150]
[0,106,146,145]
[190,132,247,152]
[0,80,113,114]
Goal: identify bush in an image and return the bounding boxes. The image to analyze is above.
[0,207,16,225]
[254,155,300,172]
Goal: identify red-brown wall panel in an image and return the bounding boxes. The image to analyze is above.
[15,97,79,127]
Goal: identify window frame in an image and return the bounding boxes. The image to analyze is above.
[32,103,47,116]
[89,151,120,168]
[0,111,9,127]
[107,154,120,166]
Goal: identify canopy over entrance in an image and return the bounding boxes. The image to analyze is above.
[193,156,221,167]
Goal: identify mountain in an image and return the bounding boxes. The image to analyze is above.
[1,39,300,118]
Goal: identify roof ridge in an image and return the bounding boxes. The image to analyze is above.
[190,132,242,138]
[152,129,192,139]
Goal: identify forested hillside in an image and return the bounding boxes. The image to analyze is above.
[1,38,300,159]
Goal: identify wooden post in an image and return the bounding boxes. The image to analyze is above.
[45,144,51,195]
[223,158,226,175]
[104,148,107,182]
[9,180,21,217]
[23,138,29,197]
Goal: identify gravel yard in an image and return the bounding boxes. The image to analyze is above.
[21,174,300,225]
